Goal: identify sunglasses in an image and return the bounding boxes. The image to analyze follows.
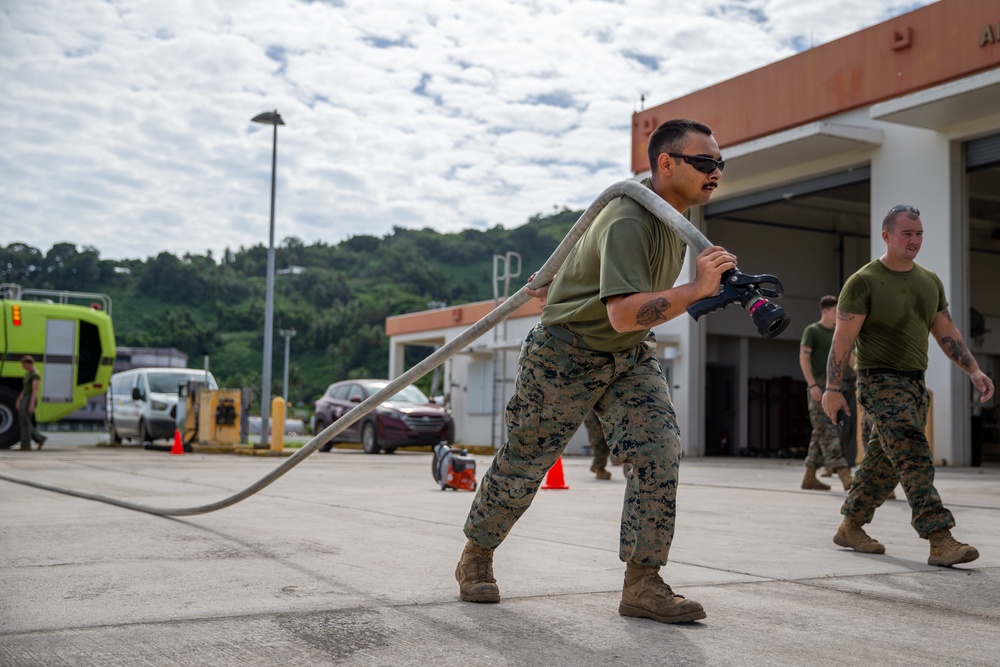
[667,153,725,174]
[887,204,920,217]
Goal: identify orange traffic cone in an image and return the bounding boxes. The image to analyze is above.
[541,456,569,490]
[170,430,184,456]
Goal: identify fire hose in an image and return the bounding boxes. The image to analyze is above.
[0,180,789,516]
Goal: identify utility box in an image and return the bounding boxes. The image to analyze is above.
[199,389,241,446]
[182,383,242,447]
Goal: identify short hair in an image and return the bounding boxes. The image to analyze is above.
[21,355,35,365]
[647,119,714,174]
[882,205,920,232]
[819,295,838,310]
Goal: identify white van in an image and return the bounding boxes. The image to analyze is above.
[107,367,217,443]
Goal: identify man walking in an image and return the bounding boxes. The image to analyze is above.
[822,204,994,566]
[799,295,853,491]
[15,355,47,451]
[456,119,736,623]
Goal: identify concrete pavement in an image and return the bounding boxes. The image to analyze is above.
[1,443,998,666]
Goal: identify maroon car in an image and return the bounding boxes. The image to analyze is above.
[312,379,455,454]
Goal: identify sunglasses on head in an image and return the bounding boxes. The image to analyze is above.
[887,204,919,217]
[667,153,725,174]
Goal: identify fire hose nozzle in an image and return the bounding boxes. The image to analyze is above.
[687,269,791,339]
[744,295,790,339]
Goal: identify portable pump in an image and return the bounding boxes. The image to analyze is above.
[432,442,477,492]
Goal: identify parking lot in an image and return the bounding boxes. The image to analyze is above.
[2,441,998,666]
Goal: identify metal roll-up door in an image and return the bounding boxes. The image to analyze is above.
[705,166,871,217]
[966,133,1000,169]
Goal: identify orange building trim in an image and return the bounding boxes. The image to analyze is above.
[386,298,544,336]
[631,0,1000,173]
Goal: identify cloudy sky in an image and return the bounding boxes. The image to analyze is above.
[1,0,932,262]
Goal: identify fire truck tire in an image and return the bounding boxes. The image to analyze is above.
[0,387,19,449]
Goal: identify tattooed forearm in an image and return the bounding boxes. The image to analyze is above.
[941,336,974,369]
[826,348,849,386]
[824,310,857,387]
[636,297,671,326]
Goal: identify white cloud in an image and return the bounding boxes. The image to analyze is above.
[0,0,934,261]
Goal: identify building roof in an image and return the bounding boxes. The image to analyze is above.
[631,0,1000,173]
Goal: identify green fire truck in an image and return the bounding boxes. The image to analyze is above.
[0,284,116,448]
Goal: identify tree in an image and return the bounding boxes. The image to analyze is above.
[43,243,103,289]
[138,251,207,301]
[0,243,44,284]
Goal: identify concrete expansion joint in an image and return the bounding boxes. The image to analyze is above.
[781,570,999,619]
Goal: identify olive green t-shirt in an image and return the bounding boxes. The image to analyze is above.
[838,259,947,372]
[20,369,40,409]
[800,322,834,379]
[540,178,687,353]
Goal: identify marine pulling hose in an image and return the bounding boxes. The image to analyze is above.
[0,181,787,516]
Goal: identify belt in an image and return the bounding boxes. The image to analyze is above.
[858,367,924,381]
[545,324,603,352]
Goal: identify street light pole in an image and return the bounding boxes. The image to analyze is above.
[251,110,285,447]
[279,327,296,403]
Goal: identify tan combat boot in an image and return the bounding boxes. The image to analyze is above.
[619,563,706,623]
[835,467,853,491]
[833,517,885,554]
[927,529,979,567]
[455,539,500,602]
[801,465,831,491]
[590,464,612,480]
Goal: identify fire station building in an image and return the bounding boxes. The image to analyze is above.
[387,0,1000,466]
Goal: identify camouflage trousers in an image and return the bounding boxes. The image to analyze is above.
[860,409,876,453]
[804,375,848,470]
[18,402,44,449]
[464,324,681,566]
[841,373,955,537]
[584,410,610,470]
